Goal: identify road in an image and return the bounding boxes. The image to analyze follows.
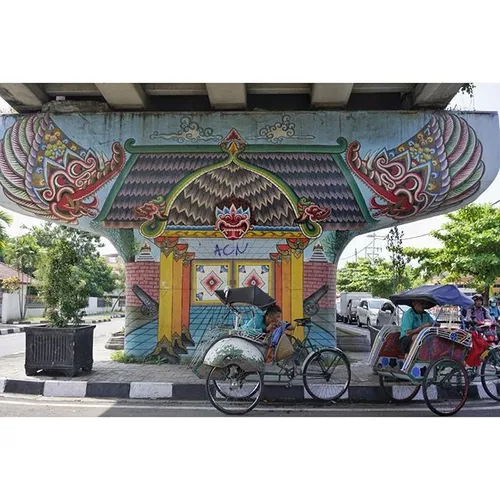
[1,393,500,416]
[0,319,124,358]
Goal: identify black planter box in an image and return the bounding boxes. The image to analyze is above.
[24,325,95,377]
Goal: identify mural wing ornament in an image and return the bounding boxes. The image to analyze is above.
[0,114,126,222]
[345,112,485,220]
[132,284,159,318]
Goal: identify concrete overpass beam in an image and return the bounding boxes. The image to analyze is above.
[0,83,48,111]
[95,83,149,110]
[206,83,247,109]
[311,83,353,108]
[412,83,463,108]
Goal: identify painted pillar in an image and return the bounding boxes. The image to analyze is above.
[303,262,337,308]
[124,261,160,358]
[159,250,174,345]
[181,253,195,340]
[290,251,304,334]
[277,244,292,322]
[171,251,184,343]
[271,252,282,308]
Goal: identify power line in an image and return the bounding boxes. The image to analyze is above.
[339,240,372,261]
[340,231,431,262]
[401,232,430,241]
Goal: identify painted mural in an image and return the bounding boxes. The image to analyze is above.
[0,111,498,363]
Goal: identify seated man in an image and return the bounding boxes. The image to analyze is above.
[466,293,492,325]
[242,304,295,337]
[400,300,435,357]
[242,304,296,362]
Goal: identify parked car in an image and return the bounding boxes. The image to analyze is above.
[356,298,389,327]
[339,292,372,323]
[336,298,341,321]
[376,302,410,327]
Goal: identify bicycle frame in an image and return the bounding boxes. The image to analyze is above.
[270,320,336,382]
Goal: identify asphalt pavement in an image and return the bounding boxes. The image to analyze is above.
[2,393,500,417]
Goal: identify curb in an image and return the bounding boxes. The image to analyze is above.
[0,377,497,402]
[6,321,48,325]
[0,327,24,335]
[83,315,125,324]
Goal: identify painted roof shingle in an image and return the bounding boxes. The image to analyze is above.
[104,151,366,230]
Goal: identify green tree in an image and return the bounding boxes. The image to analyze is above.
[28,222,104,258]
[36,239,91,327]
[386,226,411,293]
[3,234,41,319]
[0,209,13,250]
[337,258,414,297]
[401,247,443,282]
[4,234,41,276]
[404,203,500,298]
[112,265,125,293]
[21,223,116,298]
[82,256,118,297]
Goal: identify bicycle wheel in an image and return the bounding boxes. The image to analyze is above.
[423,358,469,416]
[303,348,351,401]
[214,377,261,399]
[379,374,421,404]
[206,365,263,415]
[480,347,500,401]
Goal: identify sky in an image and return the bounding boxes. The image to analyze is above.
[1,84,499,258]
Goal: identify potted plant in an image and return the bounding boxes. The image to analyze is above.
[24,239,95,377]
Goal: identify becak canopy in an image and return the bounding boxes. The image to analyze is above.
[390,284,474,309]
[215,285,276,309]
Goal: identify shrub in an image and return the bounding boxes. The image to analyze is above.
[35,239,92,327]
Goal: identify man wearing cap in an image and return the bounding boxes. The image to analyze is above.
[466,294,492,324]
[400,300,435,357]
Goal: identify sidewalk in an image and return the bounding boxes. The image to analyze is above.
[0,324,490,403]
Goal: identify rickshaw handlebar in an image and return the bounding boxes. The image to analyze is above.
[294,318,312,326]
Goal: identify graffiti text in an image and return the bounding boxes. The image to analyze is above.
[213,242,249,257]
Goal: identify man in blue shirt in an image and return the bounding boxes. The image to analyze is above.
[400,300,435,357]
[242,304,295,335]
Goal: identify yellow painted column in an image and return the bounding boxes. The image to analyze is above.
[290,252,304,339]
[171,253,184,342]
[159,250,174,343]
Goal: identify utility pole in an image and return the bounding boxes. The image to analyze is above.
[365,232,384,261]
